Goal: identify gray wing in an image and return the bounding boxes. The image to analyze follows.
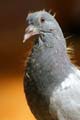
[49,67,80,120]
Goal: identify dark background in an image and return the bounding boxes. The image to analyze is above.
[0,1,80,120]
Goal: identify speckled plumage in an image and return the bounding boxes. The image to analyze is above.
[23,10,80,120]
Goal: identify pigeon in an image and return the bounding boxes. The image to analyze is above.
[23,10,80,120]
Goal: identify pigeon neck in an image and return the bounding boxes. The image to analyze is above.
[29,33,72,94]
[34,32,70,64]
[33,32,72,74]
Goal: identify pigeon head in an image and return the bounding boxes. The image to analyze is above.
[23,10,62,43]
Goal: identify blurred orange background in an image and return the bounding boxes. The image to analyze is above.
[0,1,80,120]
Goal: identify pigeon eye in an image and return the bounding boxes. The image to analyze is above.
[40,17,45,23]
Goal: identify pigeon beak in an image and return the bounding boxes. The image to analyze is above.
[23,25,39,43]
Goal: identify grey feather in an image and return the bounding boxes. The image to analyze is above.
[50,67,80,120]
[23,10,80,120]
